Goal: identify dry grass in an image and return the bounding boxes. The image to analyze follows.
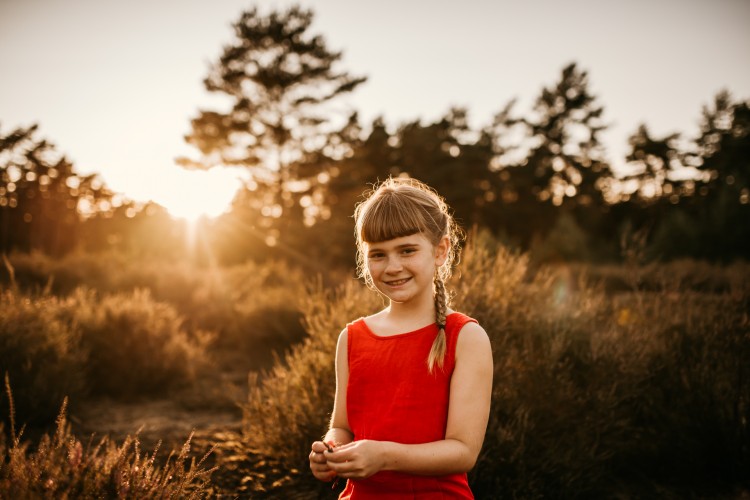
[241,239,750,498]
[0,379,216,499]
[2,243,748,498]
[0,286,211,425]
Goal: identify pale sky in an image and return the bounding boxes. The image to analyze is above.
[1,0,749,218]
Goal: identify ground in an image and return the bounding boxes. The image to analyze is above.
[69,351,339,498]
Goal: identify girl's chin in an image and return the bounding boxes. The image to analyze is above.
[375,287,411,302]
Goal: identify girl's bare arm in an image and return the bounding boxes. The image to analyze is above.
[326,328,354,444]
[310,328,353,481]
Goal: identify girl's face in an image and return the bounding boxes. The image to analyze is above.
[364,232,449,305]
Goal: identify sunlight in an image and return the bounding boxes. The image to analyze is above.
[159,169,240,222]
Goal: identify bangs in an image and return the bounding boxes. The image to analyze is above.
[359,193,430,243]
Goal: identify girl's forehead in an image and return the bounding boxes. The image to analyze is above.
[365,233,431,249]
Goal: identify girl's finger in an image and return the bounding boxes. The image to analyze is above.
[311,441,328,453]
[328,458,356,473]
[325,449,353,464]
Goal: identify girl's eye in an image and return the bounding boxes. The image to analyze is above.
[402,248,416,255]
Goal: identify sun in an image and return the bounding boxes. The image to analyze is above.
[157,169,241,222]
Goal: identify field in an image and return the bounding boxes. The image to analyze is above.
[1,240,748,499]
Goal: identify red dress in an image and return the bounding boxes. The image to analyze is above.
[339,312,477,499]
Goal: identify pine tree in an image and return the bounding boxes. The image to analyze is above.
[0,124,109,254]
[179,6,366,220]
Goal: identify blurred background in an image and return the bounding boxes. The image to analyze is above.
[1,1,748,498]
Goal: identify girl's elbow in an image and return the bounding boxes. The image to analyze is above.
[454,444,479,473]
[459,455,478,473]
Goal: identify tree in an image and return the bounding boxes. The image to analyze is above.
[178,5,367,263]
[694,91,750,201]
[486,64,614,250]
[623,124,683,203]
[179,5,366,228]
[690,91,750,259]
[614,92,750,261]
[522,63,611,210]
[0,123,110,255]
[388,108,495,229]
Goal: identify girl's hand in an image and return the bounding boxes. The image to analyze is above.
[309,441,337,482]
[324,440,385,479]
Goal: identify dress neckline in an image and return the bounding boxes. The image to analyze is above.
[359,312,457,340]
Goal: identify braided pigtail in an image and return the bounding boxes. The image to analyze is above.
[427,273,448,373]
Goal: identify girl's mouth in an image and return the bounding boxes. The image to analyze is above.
[385,278,411,286]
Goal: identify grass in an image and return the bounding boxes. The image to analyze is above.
[0,286,212,426]
[240,240,750,498]
[0,377,216,499]
[1,243,748,498]
[0,290,87,426]
[2,251,313,369]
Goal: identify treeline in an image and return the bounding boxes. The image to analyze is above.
[1,6,748,266]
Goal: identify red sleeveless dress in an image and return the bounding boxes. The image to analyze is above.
[339,312,477,499]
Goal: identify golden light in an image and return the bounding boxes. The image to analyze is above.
[158,169,240,222]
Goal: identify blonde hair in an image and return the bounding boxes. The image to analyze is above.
[354,177,461,372]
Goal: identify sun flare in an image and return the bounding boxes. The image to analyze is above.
[158,169,241,222]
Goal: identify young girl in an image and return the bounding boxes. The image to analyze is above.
[308,177,493,498]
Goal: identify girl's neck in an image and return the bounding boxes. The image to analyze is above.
[385,292,435,326]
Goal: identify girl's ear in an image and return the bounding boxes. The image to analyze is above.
[434,235,450,266]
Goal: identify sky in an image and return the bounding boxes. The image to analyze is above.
[1,0,749,219]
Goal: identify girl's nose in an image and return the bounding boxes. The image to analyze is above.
[384,257,403,273]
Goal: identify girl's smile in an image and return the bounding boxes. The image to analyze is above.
[365,233,447,305]
[384,278,411,287]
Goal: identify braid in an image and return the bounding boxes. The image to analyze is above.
[428,273,448,373]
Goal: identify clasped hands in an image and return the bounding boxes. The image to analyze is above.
[309,439,384,481]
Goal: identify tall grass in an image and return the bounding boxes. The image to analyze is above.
[3,252,312,366]
[0,381,215,499]
[0,291,87,425]
[458,243,749,497]
[62,288,212,397]
[241,239,750,498]
[1,286,211,425]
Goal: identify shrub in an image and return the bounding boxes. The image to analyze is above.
[0,393,215,499]
[189,260,309,365]
[241,238,750,498]
[62,288,211,398]
[3,252,312,368]
[0,290,87,426]
[1,250,126,295]
[0,284,212,412]
[458,243,750,497]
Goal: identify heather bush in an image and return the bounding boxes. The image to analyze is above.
[576,258,750,295]
[188,260,309,364]
[0,394,215,499]
[62,288,211,398]
[0,290,87,426]
[3,252,311,364]
[2,250,128,295]
[457,242,749,497]
[241,237,750,498]
[1,284,211,409]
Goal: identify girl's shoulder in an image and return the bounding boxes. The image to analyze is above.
[346,310,383,330]
[446,311,491,356]
[445,311,487,345]
[445,309,478,327]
